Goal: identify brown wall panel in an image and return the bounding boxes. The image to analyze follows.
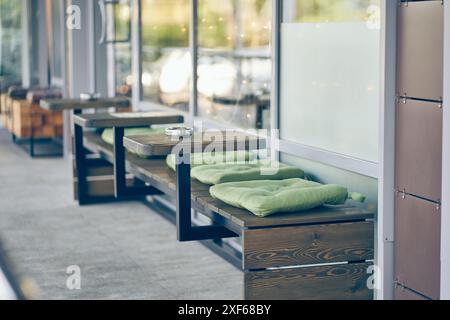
[396,99,442,202]
[395,194,441,300]
[397,1,443,100]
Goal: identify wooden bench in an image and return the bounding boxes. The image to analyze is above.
[76,125,374,300]
[72,111,184,205]
[2,87,28,133]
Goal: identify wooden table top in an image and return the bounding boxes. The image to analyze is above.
[40,97,131,111]
[124,131,266,157]
[73,111,184,128]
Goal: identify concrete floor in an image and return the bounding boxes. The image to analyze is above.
[0,127,242,300]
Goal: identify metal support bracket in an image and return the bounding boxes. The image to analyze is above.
[175,153,238,242]
[112,127,163,198]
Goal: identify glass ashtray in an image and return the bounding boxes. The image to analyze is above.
[165,127,193,137]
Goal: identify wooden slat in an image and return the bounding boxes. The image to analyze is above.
[2,97,13,131]
[73,175,140,199]
[72,158,113,177]
[123,131,266,157]
[40,97,130,111]
[196,193,374,227]
[243,221,374,270]
[73,111,184,128]
[244,262,373,300]
[83,132,374,229]
[0,94,7,114]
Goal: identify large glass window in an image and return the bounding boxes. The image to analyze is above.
[0,0,23,89]
[140,0,190,111]
[114,42,133,97]
[113,0,132,97]
[197,0,271,129]
[279,0,381,162]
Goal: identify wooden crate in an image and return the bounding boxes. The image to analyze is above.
[0,93,7,114]
[12,100,63,139]
[3,96,14,131]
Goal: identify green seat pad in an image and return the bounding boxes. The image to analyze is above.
[210,178,366,217]
[166,151,256,171]
[101,127,165,146]
[191,161,305,185]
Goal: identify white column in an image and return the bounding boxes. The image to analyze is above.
[376,0,397,300]
[21,0,31,88]
[441,0,450,300]
[131,0,141,111]
[66,0,96,97]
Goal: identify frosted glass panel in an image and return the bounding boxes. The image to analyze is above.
[280,21,380,162]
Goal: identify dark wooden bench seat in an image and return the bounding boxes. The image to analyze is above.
[83,132,373,230]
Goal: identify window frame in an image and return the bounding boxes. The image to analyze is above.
[48,0,66,88]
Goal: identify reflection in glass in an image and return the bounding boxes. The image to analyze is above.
[51,0,63,80]
[280,0,381,162]
[141,0,190,111]
[114,42,133,97]
[110,0,133,97]
[197,0,271,129]
[0,0,23,90]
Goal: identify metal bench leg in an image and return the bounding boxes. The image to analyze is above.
[29,114,35,158]
[74,123,89,205]
[175,153,237,242]
[113,127,163,198]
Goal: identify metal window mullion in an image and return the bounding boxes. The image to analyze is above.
[21,0,32,88]
[441,0,450,300]
[87,0,96,93]
[377,0,397,300]
[131,0,142,111]
[189,0,199,125]
[271,0,282,162]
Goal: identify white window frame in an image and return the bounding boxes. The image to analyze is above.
[441,0,450,300]
[376,0,397,300]
[48,0,67,88]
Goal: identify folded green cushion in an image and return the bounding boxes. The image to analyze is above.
[210,178,366,217]
[101,127,165,146]
[191,161,305,185]
[166,151,256,171]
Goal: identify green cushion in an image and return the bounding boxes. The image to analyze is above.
[166,151,256,171]
[190,161,305,185]
[101,127,165,146]
[210,178,366,217]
